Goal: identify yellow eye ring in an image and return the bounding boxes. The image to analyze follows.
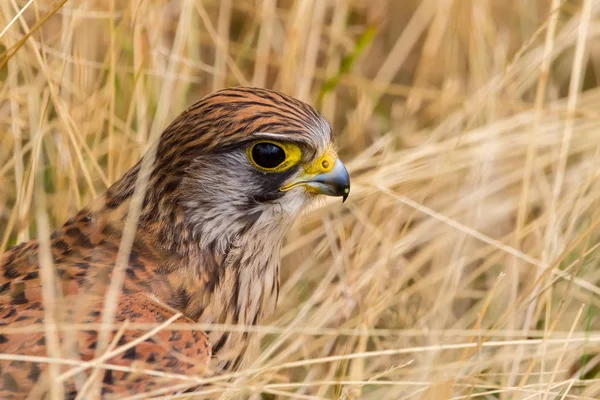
[247,140,302,172]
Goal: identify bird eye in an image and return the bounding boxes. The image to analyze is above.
[251,142,286,169]
[247,140,302,172]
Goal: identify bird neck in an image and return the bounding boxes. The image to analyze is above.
[88,165,287,328]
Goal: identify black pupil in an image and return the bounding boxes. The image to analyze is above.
[252,143,286,169]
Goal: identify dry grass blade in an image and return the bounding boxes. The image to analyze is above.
[0,0,33,39]
[60,314,181,384]
[33,109,63,399]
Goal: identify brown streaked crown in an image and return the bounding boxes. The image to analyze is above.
[158,86,330,155]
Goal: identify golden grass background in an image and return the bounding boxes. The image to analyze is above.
[2,0,600,398]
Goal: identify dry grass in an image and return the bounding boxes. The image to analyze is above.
[2,0,600,398]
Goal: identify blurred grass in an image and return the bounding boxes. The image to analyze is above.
[3,0,600,398]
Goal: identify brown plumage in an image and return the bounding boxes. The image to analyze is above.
[0,87,350,398]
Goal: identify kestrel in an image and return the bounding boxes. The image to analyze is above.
[0,87,350,398]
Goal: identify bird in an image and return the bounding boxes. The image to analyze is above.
[0,86,350,398]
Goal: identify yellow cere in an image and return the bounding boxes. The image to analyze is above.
[247,140,303,172]
[279,146,339,193]
[304,147,338,175]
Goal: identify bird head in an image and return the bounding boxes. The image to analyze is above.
[111,87,349,255]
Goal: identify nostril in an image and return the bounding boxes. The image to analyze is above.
[321,160,329,169]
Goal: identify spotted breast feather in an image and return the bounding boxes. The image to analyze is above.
[0,206,211,398]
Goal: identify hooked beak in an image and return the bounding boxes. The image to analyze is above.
[280,150,350,203]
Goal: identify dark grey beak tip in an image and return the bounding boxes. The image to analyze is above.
[342,187,349,203]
